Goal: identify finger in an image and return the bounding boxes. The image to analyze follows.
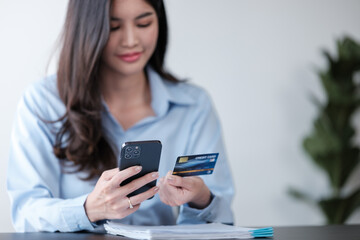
[157,177,164,186]
[128,186,160,206]
[158,183,182,206]
[164,171,179,186]
[166,174,199,190]
[100,167,121,181]
[124,204,140,216]
[110,201,141,220]
[165,173,187,187]
[109,166,142,189]
[122,171,159,196]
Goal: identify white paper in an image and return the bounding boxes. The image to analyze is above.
[104,221,271,239]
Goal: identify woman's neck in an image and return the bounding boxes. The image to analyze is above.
[100,70,151,110]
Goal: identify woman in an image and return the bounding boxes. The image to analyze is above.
[7,0,234,232]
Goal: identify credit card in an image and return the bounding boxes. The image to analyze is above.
[172,153,219,177]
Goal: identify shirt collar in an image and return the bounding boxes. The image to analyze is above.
[147,67,195,117]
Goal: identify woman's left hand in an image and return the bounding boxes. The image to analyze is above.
[158,171,212,209]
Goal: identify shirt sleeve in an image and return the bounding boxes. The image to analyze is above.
[177,89,234,225]
[7,84,95,232]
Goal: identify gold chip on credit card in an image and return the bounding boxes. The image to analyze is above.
[178,157,188,163]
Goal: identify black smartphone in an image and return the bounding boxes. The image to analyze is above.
[119,140,162,198]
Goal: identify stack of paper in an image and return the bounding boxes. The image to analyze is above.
[104,221,273,239]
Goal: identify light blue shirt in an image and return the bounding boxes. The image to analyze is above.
[7,67,234,232]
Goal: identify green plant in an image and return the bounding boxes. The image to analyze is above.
[289,36,360,224]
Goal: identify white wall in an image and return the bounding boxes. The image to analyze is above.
[1,0,359,232]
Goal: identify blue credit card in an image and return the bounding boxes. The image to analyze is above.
[172,153,219,177]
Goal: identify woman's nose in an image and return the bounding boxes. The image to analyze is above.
[121,25,139,48]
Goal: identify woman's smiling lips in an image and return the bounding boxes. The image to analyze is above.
[117,52,142,62]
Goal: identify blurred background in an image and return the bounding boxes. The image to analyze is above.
[1,0,360,232]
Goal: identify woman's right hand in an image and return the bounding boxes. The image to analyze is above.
[84,166,159,222]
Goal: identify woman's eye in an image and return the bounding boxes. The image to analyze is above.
[110,26,120,31]
[137,22,152,28]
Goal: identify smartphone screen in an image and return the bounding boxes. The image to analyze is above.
[119,140,162,198]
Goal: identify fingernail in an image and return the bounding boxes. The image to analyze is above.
[135,166,142,172]
[152,172,159,178]
[167,176,174,182]
[154,187,159,192]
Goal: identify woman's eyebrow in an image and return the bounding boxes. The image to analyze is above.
[110,12,154,21]
[135,12,153,20]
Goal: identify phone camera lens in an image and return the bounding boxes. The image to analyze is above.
[125,154,132,159]
[126,147,133,152]
[133,150,140,155]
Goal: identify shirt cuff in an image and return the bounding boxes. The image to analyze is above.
[178,193,233,224]
[60,194,95,232]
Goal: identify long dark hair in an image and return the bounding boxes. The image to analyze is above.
[54,0,178,180]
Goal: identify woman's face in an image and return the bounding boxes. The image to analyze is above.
[101,0,159,78]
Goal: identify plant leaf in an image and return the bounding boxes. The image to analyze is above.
[288,187,316,206]
[318,188,360,224]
